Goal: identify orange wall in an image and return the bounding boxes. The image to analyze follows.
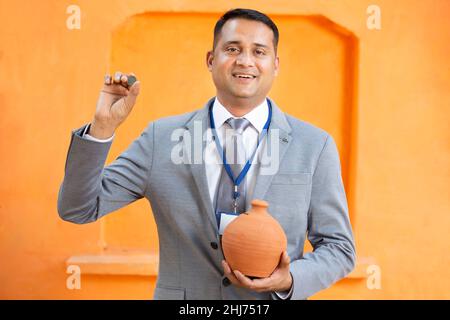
[0,0,449,299]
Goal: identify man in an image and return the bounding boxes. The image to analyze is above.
[58,8,356,300]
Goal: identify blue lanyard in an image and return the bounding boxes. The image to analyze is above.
[209,98,272,202]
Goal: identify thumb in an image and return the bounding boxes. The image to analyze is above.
[281,251,290,267]
[123,81,140,108]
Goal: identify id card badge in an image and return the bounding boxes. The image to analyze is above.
[215,211,240,235]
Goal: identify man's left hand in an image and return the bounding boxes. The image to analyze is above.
[222,251,292,293]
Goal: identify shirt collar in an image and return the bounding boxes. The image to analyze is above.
[212,97,269,133]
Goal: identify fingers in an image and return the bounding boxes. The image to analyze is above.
[104,72,137,89]
[221,254,292,293]
[280,251,290,267]
[104,74,112,85]
[123,80,140,108]
[234,269,273,292]
[120,74,128,86]
[113,71,128,87]
[222,260,241,286]
[233,270,255,289]
[129,80,140,95]
[101,81,128,96]
[222,260,231,274]
[103,72,139,97]
[113,71,122,84]
[222,260,272,293]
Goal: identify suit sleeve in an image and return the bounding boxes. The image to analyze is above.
[57,122,154,224]
[289,134,356,300]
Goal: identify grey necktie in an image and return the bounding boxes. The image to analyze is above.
[215,117,251,222]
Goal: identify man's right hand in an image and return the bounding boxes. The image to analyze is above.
[89,71,141,139]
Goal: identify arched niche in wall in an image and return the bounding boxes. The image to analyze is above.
[101,12,358,253]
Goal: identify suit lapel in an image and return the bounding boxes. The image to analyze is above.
[184,99,218,232]
[249,98,293,205]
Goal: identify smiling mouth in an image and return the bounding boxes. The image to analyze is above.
[232,73,257,79]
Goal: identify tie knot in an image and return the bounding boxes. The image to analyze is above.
[226,117,251,135]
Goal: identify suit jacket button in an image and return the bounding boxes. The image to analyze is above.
[210,242,218,250]
[222,277,231,287]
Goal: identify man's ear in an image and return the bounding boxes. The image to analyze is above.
[206,50,214,72]
[274,56,280,76]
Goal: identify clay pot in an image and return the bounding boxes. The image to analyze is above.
[222,199,287,278]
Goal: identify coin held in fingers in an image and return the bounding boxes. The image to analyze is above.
[127,75,137,87]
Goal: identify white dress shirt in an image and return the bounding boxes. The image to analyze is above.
[82,97,292,299]
[204,97,268,210]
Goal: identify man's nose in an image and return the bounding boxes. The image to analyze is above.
[235,51,255,67]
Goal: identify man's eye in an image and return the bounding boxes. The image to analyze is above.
[226,47,239,53]
[255,50,266,55]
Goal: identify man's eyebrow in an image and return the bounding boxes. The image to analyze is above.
[254,43,270,49]
[222,41,241,47]
[222,41,270,49]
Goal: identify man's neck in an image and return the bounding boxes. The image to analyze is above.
[216,95,266,117]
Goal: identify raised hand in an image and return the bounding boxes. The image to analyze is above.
[89,71,140,139]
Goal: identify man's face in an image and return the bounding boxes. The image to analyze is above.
[207,18,279,104]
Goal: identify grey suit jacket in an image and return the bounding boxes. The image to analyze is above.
[57,97,356,300]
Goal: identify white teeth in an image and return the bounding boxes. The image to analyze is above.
[235,74,254,79]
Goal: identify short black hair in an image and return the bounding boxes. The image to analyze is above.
[213,8,279,52]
